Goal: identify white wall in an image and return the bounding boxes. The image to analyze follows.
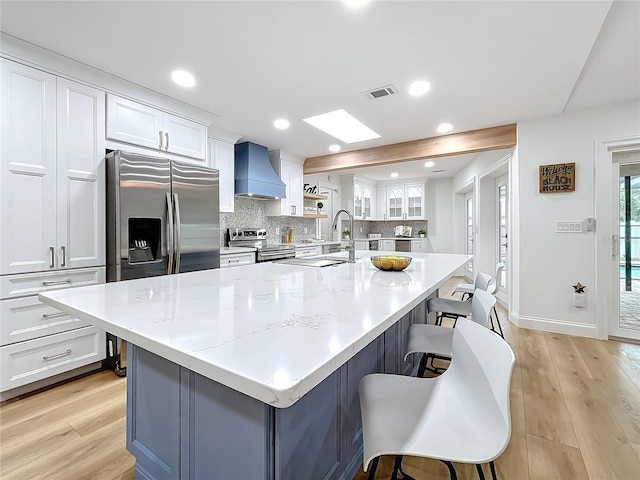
[512,100,640,337]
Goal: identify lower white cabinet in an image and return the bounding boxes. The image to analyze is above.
[354,240,369,251]
[0,266,106,394]
[381,240,396,251]
[295,246,322,258]
[0,326,104,391]
[220,252,255,268]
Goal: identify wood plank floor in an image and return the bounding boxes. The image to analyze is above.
[1,277,639,479]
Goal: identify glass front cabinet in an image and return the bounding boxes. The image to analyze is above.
[384,182,425,220]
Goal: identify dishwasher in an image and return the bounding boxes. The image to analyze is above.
[395,239,412,253]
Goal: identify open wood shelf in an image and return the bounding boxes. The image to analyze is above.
[303,192,327,200]
[303,213,328,219]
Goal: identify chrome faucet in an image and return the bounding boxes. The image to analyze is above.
[332,209,355,263]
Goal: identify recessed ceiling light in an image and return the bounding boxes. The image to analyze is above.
[390,172,399,178]
[343,0,370,9]
[171,70,196,88]
[274,119,290,130]
[329,144,341,152]
[437,123,453,133]
[424,161,435,168]
[303,109,380,144]
[408,80,431,97]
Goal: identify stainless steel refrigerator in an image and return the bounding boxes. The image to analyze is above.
[104,150,220,375]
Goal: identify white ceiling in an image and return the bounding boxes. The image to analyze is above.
[1,1,638,180]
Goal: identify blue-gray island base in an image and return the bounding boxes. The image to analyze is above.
[127,306,423,480]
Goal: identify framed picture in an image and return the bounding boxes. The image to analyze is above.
[539,162,575,193]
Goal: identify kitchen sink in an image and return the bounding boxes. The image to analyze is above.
[275,256,349,267]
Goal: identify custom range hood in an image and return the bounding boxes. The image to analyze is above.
[234,142,286,199]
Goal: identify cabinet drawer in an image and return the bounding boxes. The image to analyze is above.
[0,326,105,392]
[295,247,322,258]
[1,296,89,346]
[220,253,255,268]
[0,267,105,300]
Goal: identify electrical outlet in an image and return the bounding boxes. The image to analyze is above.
[304,227,308,234]
[359,227,363,233]
[275,227,280,235]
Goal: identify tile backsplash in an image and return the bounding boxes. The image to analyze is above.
[220,197,317,245]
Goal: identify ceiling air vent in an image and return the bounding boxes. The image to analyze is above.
[363,84,398,100]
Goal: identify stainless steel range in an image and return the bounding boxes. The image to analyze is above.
[227,228,295,262]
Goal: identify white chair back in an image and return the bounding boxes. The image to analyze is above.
[444,318,515,458]
[470,288,496,327]
[487,262,505,295]
[474,272,493,292]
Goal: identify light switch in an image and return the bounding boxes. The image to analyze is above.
[555,221,583,233]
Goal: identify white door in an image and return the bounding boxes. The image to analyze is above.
[210,138,235,213]
[163,113,207,161]
[0,60,57,274]
[106,95,163,150]
[611,158,640,339]
[464,190,474,277]
[387,186,403,220]
[496,175,508,295]
[405,183,424,219]
[289,162,304,217]
[56,79,106,270]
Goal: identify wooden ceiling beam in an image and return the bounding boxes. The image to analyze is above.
[303,123,517,174]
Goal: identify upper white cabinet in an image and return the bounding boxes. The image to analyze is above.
[1,60,106,275]
[106,94,207,161]
[266,150,304,217]
[383,182,425,220]
[208,138,235,213]
[341,175,376,220]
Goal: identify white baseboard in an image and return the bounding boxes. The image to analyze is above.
[509,312,598,338]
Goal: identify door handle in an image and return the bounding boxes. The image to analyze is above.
[49,246,55,268]
[42,311,68,319]
[43,349,72,361]
[159,130,164,150]
[166,192,174,274]
[612,235,619,258]
[42,279,72,286]
[173,193,181,274]
[61,245,66,267]
[165,132,170,151]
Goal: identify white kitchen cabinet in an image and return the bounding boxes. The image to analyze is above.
[209,137,235,213]
[106,94,207,161]
[381,239,396,251]
[266,150,304,217]
[411,239,425,253]
[383,182,425,220]
[295,246,322,258]
[1,60,105,275]
[354,240,369,251]
[341,175,376,220]
[220,251,255,268]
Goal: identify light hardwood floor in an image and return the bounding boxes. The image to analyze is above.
[1,277,639,480]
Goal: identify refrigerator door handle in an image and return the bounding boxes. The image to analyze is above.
[173,193,181,274]
[166,192,175,274]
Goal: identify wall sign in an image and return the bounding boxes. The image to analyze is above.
[539,162,575,193]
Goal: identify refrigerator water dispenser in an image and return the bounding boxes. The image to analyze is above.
[128,217,160,263]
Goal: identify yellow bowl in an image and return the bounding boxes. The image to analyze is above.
[370,255,412,271]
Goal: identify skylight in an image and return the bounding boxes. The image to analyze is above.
[303,109,380,144]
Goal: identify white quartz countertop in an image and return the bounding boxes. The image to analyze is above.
[39,252,469,408]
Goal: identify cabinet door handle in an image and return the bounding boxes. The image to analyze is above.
[42,279,72,286]
[42,311,68,319]
[159,130,164,149]
[49,246,55,268]
[43,349,72,361]
[61,245,66,267]
[165,132,170,151]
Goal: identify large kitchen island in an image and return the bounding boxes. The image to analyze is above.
[39,251,469,480]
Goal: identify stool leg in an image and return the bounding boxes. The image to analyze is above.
[440,460,458,480]
[417,354,429,377]
[391,455,416,480]
[367,457,379,480]
[475,464,486,480]
[492,306,505,338]
[489,461,498,480]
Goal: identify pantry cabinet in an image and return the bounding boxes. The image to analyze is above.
[106,94,207,161]
[1,60,105,275]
